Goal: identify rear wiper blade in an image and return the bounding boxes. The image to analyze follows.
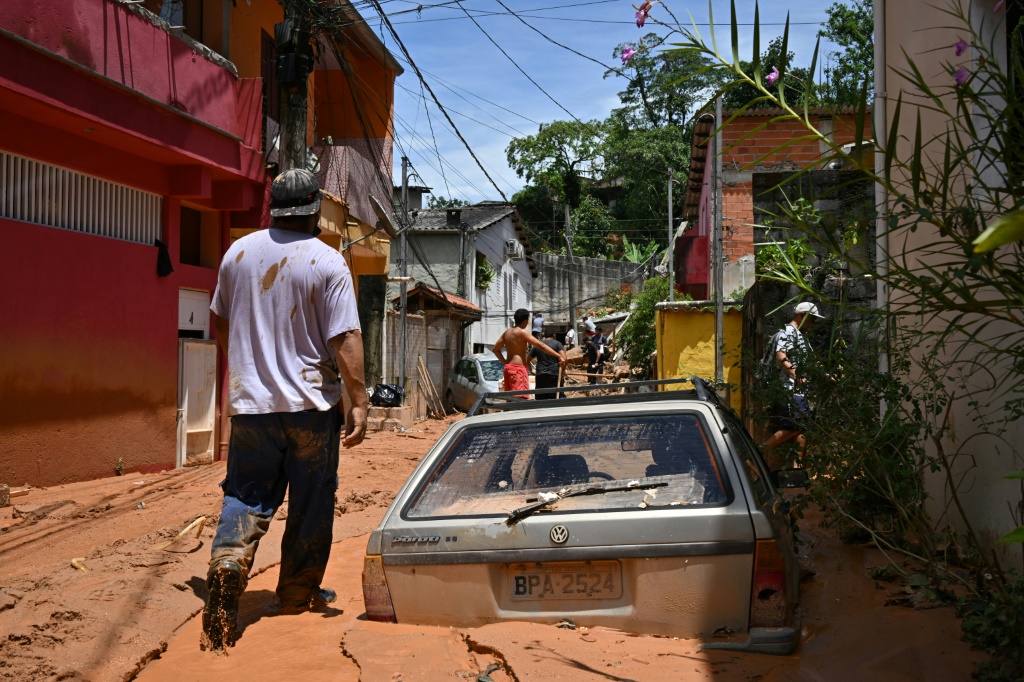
[504,482,667,526]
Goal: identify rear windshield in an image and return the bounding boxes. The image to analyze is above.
[405,414,729,519]
[479,360,503,382]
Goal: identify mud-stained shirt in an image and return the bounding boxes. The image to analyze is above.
[211,228,360,415]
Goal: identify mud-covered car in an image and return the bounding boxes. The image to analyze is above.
[361,379,807,654]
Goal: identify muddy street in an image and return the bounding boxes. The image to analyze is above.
[1,418,980,681]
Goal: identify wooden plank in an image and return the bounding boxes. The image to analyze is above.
[418,356,447,417]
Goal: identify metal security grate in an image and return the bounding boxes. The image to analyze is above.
[0,150,162,245]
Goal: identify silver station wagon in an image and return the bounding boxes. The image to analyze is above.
[362,379,806,654]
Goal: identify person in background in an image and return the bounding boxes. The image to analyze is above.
[494,308,564,397]
[564,325,576,350]
[530,328,566,400]
[761,301,824,466]
[532,311,544,335]
[202,168,367,651]
[582,314,597,336]
[591,326,609,380]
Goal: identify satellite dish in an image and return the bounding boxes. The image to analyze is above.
[369,195,398,238]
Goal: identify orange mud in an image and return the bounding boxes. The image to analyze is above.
[1,416,982,681]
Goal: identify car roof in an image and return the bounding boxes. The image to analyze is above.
[466,377,732,417]
[465,352,500,362]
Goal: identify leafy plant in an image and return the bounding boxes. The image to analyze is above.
[650,1,1023,676]
[475,254,495,291]
[620,234,660,263]
[959,578,1024,682]
[616,276,670,378]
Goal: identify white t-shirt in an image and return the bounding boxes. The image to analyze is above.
[211,228,361,415]
[775,323,811,393]
[565,328,576,344]
[584,318,596,333]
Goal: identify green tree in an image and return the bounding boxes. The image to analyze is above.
[569,195,616,259]
[720,36,811,110]
[608,34,721,128]
[505,120,605,208]
[616,276,670,378]
[426,195,469,209]
[818,0,874,107]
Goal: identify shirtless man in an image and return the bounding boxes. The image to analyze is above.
[494,308,565,396]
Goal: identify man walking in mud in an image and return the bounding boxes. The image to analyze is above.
[202,168,367,651]
[761,301,823,467]
[493,308,564,396]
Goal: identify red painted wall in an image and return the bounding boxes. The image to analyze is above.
[2,220,169,484]
[0,0,241,138]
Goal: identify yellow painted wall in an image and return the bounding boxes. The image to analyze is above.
[656,306,743,412]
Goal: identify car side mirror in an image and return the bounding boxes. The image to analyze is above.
[770,468,810,489]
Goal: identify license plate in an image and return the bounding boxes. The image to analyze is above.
[509,561,622,601]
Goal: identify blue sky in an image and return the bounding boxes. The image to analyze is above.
[370,0,845,203]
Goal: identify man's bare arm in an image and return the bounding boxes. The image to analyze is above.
[775,350,803,384]
[214,315,229,356]
[492,334,508,364]
[331,330,368,448]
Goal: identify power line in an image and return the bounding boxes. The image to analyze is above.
[366,0,510,202]
[452,0,582,124]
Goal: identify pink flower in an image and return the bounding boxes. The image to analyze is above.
[634,0,653,28]
[995,1,1004,11]
[954,66,971,87]
[621,45,637,63]
[766,66,780,86]
[954,37,969,56]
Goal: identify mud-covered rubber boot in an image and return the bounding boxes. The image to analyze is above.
[201,560,244,652]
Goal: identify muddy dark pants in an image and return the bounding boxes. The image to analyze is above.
[209,408,340,606]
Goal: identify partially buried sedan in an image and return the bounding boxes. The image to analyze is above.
[361,379,806,654]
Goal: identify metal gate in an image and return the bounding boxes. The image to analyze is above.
[176,339,217,468]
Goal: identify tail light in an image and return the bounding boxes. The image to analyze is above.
[750,540,787,627]
[362,555,397,623]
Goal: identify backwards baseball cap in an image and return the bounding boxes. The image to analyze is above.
[270,168,322,218]
[794,302,824,318]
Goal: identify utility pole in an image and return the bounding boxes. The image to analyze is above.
[564,203,577,339]
[667,167,675,302]
[457,221,467,298]
[399,156,410,399]
[713,96,725,384]
[276,2,313,171]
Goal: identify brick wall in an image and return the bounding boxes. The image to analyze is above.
[720,113,867,263]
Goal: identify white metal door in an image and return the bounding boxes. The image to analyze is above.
[177,339,217,467]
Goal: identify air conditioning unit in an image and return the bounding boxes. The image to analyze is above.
[505,239,524,261]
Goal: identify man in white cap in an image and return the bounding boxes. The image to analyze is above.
[761,301,824,465]
[201,168,367,651]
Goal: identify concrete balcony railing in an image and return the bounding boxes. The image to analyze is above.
[0,0,253,145]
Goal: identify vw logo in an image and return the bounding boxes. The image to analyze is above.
[549,525,569,544]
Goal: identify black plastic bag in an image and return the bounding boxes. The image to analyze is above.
[370,383,404,407]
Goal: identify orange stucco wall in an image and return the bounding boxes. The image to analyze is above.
[313,45,396,140]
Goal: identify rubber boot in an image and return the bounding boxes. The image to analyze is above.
[201,560,245,651]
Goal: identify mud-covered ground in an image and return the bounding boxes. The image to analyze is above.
[1,417,981,681]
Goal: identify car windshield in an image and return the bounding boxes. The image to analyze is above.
[406,414,728,519]
[478,360,503,382]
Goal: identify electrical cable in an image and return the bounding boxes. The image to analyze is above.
[452,0,582,124]
[365,0,511,202]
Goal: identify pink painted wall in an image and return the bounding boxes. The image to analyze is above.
[0,0,241,137]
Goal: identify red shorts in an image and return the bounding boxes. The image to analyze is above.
[503,363,530,396]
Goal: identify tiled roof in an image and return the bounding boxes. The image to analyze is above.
[391,283,483,313]
[407,203,515,232]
